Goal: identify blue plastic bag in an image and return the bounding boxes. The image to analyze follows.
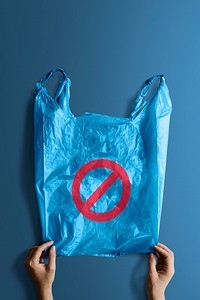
[34,68,172,257]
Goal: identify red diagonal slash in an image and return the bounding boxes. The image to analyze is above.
[84,171,119,210]
[72,159,131,222]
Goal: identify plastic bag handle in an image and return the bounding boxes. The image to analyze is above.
[137,74,164,99]
[130,75,164,119]
[39,68,68,86]
[37,68,73,116]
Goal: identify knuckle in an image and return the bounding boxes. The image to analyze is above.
[168,253,172,259]
[50,250,55,256]
[28,260,35,268]
[170,268,175,276]
[47,266,55,273]
[171,271,175,278]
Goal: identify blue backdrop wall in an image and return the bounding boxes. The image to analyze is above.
[1,1,200,299]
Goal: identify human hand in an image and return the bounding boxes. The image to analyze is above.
[24,241,56,300]
[146,243,175,300]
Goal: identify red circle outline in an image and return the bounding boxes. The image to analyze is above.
[72,159,131,222]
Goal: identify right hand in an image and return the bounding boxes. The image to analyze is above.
[146,243,175,300]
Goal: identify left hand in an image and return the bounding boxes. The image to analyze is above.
[24,241,56,291]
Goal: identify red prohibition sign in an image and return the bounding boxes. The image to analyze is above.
[72,159,131,222]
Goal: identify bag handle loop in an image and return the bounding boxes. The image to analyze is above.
[130,75,164,119]
[39,68,68,86]
[37,68,73,117]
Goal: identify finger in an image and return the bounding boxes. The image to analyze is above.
[48,246,56,271]
[32,241,54,260]
[158,243,173,254]
[24,247,37,267]
[148,253,156,274]
[25,247,36,261]
[154,245,170,258]
[40,251,45,263]
[156,252,161,259]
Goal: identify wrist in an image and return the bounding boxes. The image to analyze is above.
[147,289,165,300]
[36,284,53,300]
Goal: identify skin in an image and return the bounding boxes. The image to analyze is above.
[24,241,174,300]
[146,243,175,300]
[24,241,56,300]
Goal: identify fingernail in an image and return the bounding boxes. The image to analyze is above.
[51,246,55,251]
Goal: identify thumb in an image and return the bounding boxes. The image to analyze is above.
[148,253,156,274]
[48,246,56,271]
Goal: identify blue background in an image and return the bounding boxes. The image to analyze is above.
[1,0,200,299]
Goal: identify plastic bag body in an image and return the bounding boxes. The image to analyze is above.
[34,68,172,257]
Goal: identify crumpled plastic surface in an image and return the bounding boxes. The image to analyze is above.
[34,68,172,257]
